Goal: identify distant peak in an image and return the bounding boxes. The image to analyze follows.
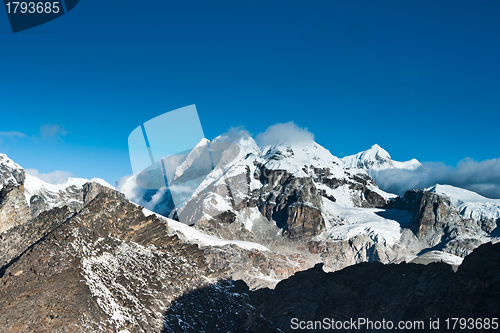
[341,144,420,171]
[196,138,210,146]
[367,144,391,159]
[347,144,392,165]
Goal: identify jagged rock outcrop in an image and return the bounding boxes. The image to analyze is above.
[82,182,126,206]
[0,153,129,224]
[27,182,84,218]
[0,185,31,234]
[253,165,325,238]
[386,190,461,243]
[385,189,489,256]
[26,180,126,219]
[428,184,500,235]
[0,193,226,332]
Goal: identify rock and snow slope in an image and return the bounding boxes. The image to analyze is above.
[0,153,25,190]
[428,184,500,233]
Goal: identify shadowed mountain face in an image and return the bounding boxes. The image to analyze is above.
[162,280,280,333]
[162,242,500,333]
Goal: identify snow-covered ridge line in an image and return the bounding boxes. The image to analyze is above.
[142,208,269,252]
[342,144,421,171]
[427,184,500,222]
[23,173,119,208]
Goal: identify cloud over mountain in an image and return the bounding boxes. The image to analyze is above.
[25,168,74,185]
[255,122,314,147]
[371,157,500,199]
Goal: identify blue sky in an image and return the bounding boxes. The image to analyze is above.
[1,1,499,189]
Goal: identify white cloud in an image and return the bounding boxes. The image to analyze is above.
[40,124,68,140]
[0,131,27,144]
[0,131,27,138]
[214,126,252,142]
[25,168,74,185]
[371,157,500,199]
[255,122,314,147]
[116,174,149,205]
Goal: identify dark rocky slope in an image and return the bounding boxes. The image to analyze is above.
[164,242,500,333]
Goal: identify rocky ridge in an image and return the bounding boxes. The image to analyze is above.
[0,193,231,332]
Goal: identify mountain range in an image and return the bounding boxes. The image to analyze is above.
[0,132,499,332]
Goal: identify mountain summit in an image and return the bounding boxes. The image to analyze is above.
[342,144,421,171]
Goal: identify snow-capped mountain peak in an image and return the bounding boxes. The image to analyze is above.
[365,144,391,159]
[260,141,345,178]
[0,153,25,191]
[342,144,421,171]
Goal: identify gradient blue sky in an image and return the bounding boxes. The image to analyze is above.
[1,0,499,186]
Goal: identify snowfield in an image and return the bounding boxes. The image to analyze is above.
[319,198,412,246]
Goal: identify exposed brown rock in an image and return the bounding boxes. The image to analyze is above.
[82,182,126,206]
[0,185,31,234]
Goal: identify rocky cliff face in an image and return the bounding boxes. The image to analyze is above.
[251,165,325,238]
[0,185,31,234]
[0,205,74,270]
[428,184,500,235]
[386,189,490,256]
[82,182,127,206]
[387,190,462,244]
